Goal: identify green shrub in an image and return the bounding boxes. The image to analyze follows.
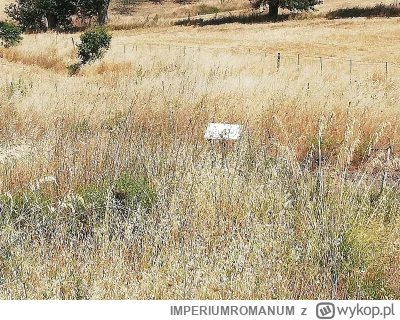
[196,4,219,15]
[174,0,192,4]
[66,62,82,76]
[77,26,112,65]
[121,0,140,4]
[0,21,22,47]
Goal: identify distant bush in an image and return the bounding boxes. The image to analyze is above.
[66,62,82,76]
[121,0,140,4]
[0,21,23,47]
[326,4,400,19]
[196,4,219,15]
[77,26,112,64]
[174,0,194,4]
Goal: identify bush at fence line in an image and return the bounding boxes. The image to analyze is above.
[67,26,112,76]
[0,21,23,48]
[77,26,112,65]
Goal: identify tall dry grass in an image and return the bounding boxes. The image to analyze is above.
[1,14,400,299]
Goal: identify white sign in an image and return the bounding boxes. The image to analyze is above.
[204,123,242,140]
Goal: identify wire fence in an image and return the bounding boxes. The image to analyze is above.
[110,41,400,82]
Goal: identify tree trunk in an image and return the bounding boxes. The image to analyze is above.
[46,12,58,30]
[97,0,110,26]
[268,0,279,20]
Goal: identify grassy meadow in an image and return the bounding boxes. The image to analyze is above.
[1,0,400,299]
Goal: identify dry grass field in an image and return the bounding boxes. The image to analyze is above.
[1,0,400,299]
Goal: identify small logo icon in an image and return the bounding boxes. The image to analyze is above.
[316,303,335,319]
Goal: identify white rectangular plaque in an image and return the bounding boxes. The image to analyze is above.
[204,123,242,140]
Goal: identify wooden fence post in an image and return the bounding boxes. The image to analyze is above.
[277,52,281,71]
[320,57,323,75]
[349,59,352,84]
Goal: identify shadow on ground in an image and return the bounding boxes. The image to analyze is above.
[175,12,291,26]
[326,4,400,19]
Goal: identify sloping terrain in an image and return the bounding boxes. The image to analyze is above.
[1,0,400,300]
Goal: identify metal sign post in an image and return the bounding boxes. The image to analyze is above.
[204,123,242,168]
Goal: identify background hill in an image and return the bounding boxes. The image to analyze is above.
[1,0,400,300]
[1,0,396,23]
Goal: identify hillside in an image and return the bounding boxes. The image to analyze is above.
[0,0,395,22]
[1,0,400,300]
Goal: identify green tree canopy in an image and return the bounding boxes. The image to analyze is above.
[0,21,23,47]
[5,0,111,31]
[250,0,322,19]
[77,26,111,64]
